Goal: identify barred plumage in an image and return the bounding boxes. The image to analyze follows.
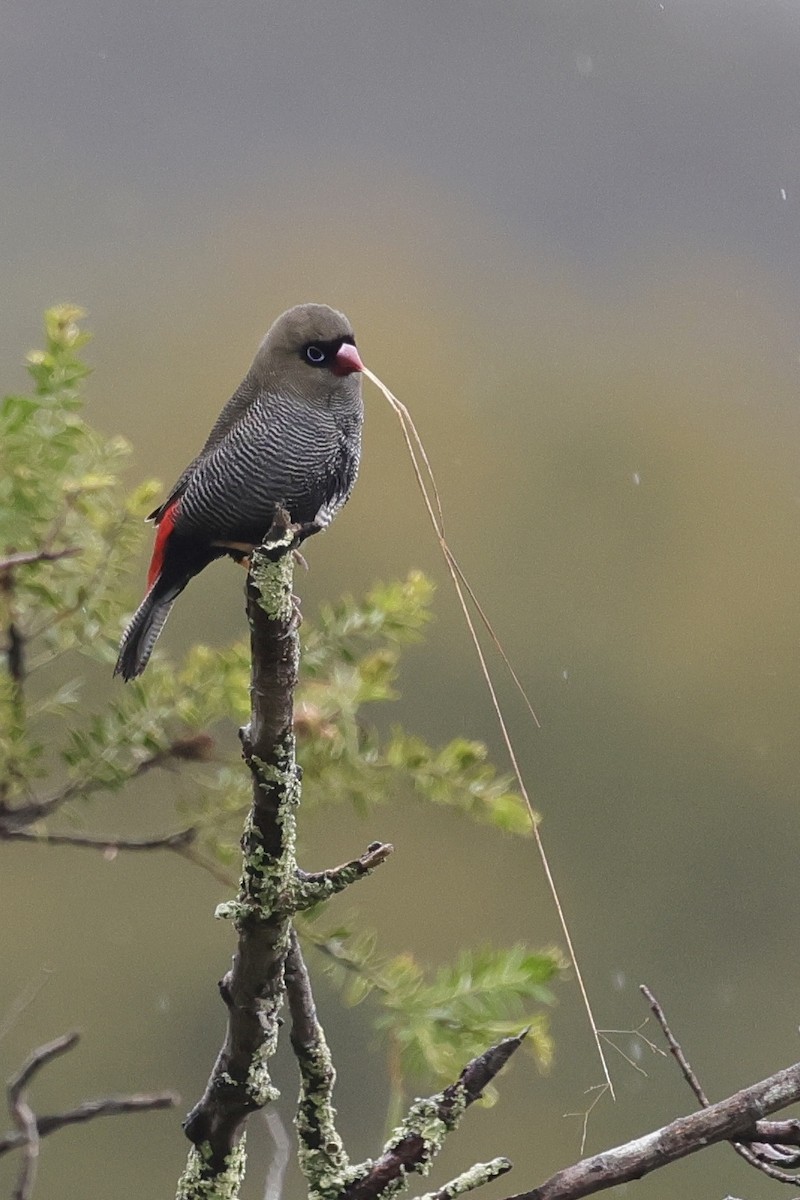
[115,304,363,681]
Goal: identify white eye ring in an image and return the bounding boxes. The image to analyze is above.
[305,345,325,364]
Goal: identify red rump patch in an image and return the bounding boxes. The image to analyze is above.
[147,500,180,589]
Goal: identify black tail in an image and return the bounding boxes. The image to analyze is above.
[114,580,184,681]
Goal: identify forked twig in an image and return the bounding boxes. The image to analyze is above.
[2,1031,176,1200]
[641,984,800,1180]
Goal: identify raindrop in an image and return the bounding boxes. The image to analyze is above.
[632,472,641,486]
[780,187,788,201]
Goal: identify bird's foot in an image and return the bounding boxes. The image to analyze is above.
[288,520,323,548]
[213,539,258,570]
[292,548,310,571]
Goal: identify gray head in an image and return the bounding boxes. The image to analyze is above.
[251,303,363,404]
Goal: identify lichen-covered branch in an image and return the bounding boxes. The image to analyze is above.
[177,516,300,1195]
[296,841,394,908]
[412,1158,513,1200]
[342,1031,529,1200]
[285,929,350,1198]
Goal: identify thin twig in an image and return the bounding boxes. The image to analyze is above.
[5,1034,77,1200]
[639,985,707,1104]
[0,973,54,1046]
[3,1032,173,1200]
[0,549,79,573]
[261,1109,292,1200]
[1,827,197,853]
[641,984,800,1178]
[0,1093,177,1156]
[0,738,210,831]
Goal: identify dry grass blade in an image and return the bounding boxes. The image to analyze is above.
[363,365,614,1099]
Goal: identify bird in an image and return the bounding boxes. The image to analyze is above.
[114,303,364,681]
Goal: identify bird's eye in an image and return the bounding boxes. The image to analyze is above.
[305,345,326,365]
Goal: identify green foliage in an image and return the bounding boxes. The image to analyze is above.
[304,911,562,1108]
[1,308,563,1108]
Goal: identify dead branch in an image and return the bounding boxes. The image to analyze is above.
[503,1058,800,1200]
[1,1030,176,1200]
[0,548,80,573]
[640,983,800,1178]
[1,827,197,853]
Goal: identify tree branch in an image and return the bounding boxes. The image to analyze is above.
[503,1058,800,1200]
[285,928,350,1193]
[343,1031,529,1200]
[177,513,303,1196]
[0,548,80,573]
[640,983,800,1177]
[2,1030,176,1200]
[0,735,213,832]
[296,840,394,907]
[412,1158,514,1200]
[0,827,197,852]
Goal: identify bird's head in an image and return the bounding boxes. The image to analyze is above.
[252,303,363,404]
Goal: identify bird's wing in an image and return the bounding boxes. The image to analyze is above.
[146,374,260,523]
[147,477,190,524]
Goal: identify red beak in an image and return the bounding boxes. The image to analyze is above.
[331,342,364,376]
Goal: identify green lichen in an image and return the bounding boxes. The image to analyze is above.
[414,1158,513,1200]
[391,1097,449,1150]
[338,1085,471,1200]
[175,1136,247,1200]
[294,1041,349,1196]
[249,543,294,621]
[246,1038,281,1107]
[294,863,362,909]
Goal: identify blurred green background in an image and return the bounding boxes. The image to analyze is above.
[4,2,800,1197]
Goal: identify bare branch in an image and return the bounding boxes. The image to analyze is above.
[0,548,79,573]
[6,1035,77,1200]
[0,1093,178,1155]
[641,983,800,1177]
[1,827,197,853]
[503,1058,800,1200]
[639,985,708,1105]
[2,1029,176,1200]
